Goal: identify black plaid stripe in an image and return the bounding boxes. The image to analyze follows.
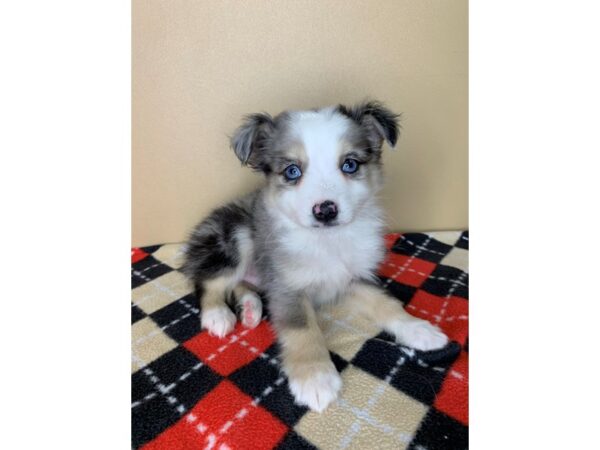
[378,276,418,304]
[132,254,175,289]
[408,408,468,450]
[131,346,222,448]
[391,233,454,263]
[149,293,201,344]
[455,230,469,249]
[131,379,181,448]
[141,244,162,254]
[132,304,147,324]
[229,343,309,428]
[350,333,458,406]
[329,350,351,373]
[420,264,469,300]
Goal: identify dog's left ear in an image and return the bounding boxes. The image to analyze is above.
[338,101,400,149]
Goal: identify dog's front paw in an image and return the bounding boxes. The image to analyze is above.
[392,319,449,351]
[201,306,236,338]
[287,362,342,413]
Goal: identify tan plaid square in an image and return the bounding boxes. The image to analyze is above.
[441,246,469,272]
[319,303,381,362]
[131,317,178,372]
[428,231,461,246]
[152,243,186,269]
[132,270,192,315]
[296,366,428,449]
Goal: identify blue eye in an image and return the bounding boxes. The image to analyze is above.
[283,164,302,181]
[341,158,359,174]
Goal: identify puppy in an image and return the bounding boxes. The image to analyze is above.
[182,101,448,412]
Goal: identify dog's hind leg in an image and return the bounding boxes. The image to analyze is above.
[181,199,256,338]
[345,281,449,351]
[231,283,263,329]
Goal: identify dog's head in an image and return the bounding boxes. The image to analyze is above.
[231,101,400,229]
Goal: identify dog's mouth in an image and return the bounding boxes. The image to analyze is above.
[311,220,341,228]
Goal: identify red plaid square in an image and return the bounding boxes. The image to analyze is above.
[408,290,468,344]
[132,248,149,263]
[378,254,436,288]
[406,289,445,320]
[384,232,402,249]
[143,380,288,450]
[438,296,469,345]
[434,351,469,425]
[183,321,276,376]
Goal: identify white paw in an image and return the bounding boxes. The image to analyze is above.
[240,292,262,329]
[392,319,449,351]
[287,363,342,413]
[201,306,236,338]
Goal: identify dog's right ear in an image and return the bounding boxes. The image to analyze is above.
[230,113,275,172]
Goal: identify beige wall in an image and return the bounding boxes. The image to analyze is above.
[132,0,468,247]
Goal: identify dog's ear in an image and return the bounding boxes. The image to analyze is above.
[230,113,275,172]
[338,101,400,149]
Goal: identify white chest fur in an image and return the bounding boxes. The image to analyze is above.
[277,215,385,302]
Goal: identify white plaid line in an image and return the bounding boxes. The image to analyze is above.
[207,373,286,449]
[176,296,200,314]
[400,347,416,358]
[133,311,194,346]
[450,370,465,380]
[182,413,223,450]
[131,294,200,347]
[411,356,445,372]
[131,268,158,285]
[339,354,409,449]
[406,304,432,316]
[236,335,281,368]
[398,235,448,256]
[131,276,191,308]
[320,311,375,340]
[337,399,413,445]
[406,305,468,322]
[435,270,468,325]
[444,315,468,322]
[383,236,432,287]
[188,329,285,449]
[131,261,167,275]
[131,329,251,410]
[131,351,186,416]
[131,392,157,408]
[383,262,469,288]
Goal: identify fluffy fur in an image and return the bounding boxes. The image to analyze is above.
[182,101,448,412]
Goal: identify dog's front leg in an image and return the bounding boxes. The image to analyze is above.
[272,295,342,413]
[346,281,449,351]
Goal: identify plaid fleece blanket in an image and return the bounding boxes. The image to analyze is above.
[132,231,469,450]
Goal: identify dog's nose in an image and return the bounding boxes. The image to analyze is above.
[312,200,338,223]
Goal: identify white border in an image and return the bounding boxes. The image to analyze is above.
[471,1,600,448]
[0,1,130,448]
[1,1,599,448]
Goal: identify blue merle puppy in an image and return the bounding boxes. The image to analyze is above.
[181,101,448,412]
